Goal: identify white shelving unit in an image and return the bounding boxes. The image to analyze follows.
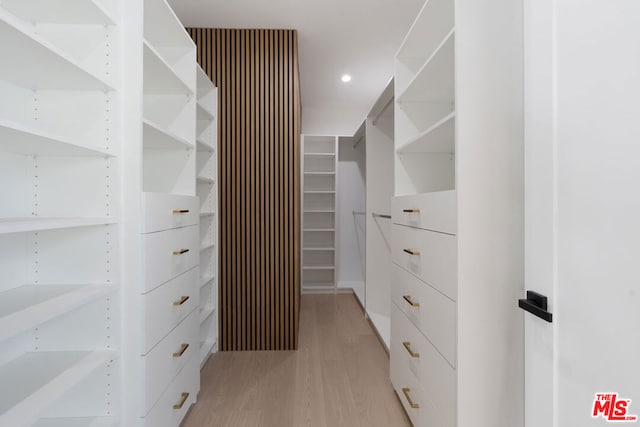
[195,67,218,369]
[0,1,120,425]
[391,0,524,426]
[301,135,338,292]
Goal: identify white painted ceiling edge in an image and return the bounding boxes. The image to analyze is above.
[167,0,423,136]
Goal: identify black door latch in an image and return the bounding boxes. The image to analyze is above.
[518,290,553,323]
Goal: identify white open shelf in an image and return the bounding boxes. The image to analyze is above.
[200,274,215,287]
[0,119,115,157]
[143,118,194,150]
[303,228,335,232]
[197,175,215,184]
[197,139,216,151]
[302,266,335,270]
[199,306,215,324]
[303,209,335,213]
[0,284,114,342]
[397,28,455,105]
[1,0,115,25]
[33,417,119,427]
[304,172,335,175]
[143,40,193,95]
[304,190,336,194]
[397,111,455,153]
[303,247,335,251]
[0,217,117,235]
[200,242,215,252]
[0,10,114,91]
[0,351,114,426]
[197,104,215,121]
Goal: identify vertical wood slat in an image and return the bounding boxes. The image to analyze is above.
[188,28,301,351]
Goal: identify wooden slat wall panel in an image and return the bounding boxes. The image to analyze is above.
[187,28,300,351]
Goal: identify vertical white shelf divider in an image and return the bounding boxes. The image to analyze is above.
[301,135,338,293]
[195,66,218,368]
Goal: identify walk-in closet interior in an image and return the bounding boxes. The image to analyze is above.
[1,0,638,426]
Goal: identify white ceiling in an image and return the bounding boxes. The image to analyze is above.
[168,0,424,136]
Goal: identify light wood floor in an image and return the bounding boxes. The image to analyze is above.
[181,294,410,427]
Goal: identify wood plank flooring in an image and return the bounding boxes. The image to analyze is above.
[182,294,410,427]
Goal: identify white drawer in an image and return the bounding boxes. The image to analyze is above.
[142,353,199,427]
[142,192,199,233]
[391,304,456,427]
[142,267,199,354]
[392,224,457,300]
[392,191,456,235]
[391,264,456,367]
[143,225,199,293]
[142,310,199,414]
[390,339,424,427]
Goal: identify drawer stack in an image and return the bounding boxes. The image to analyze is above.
[390,191,457,427]
[140,193,201,426]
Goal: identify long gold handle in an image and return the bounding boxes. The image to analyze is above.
[173,295,190,306]
[173,248,190,255]
[402,388,420,409]
[173,343,190,358]
[173,392,189,410]
[403,295,420,307]
[172,209,190,214]
[403,209,420,213]
[403,248,420,256]
[403,341,420,358]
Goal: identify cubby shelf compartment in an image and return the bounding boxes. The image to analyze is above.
[199,306,215,323]
[0,10,114,91]
[1,0,115,25]
[143,119,194,150]
[0,119,115,157]
[143,40,193,95]
[0,284,114,342]
[0,218,117,235]
[197,139,215,151]
[200,274,215,287]
[303,247,335,251]
[0,351,115,427]
[304,191,336,194]
[397,111,455,154]
[197,176,215,184]
[33,417,119,427]
[397,28,455,105]
[304,172,335,175]
[303,228,335,232]
[303,210,335,213]
[200,242,215,251]
[197,104,215,121]
[302,266,335,270]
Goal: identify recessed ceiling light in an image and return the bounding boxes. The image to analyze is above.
[341,74,352,83]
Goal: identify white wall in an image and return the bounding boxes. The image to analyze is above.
[336,135,366,303]
[364,111,394,349]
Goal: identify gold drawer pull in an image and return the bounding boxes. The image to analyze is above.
[173,343,190,358]
[173,248,190,255]
[403,209,420,213]
[173,392,189,410]
[403,249,420,256]
[402,341,420,358]
[173,295,190,306]
[172,209,190,214]
[403,295,420,307]
[402,388,420,409]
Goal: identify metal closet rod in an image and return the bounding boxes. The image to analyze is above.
[372,212,391,219]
